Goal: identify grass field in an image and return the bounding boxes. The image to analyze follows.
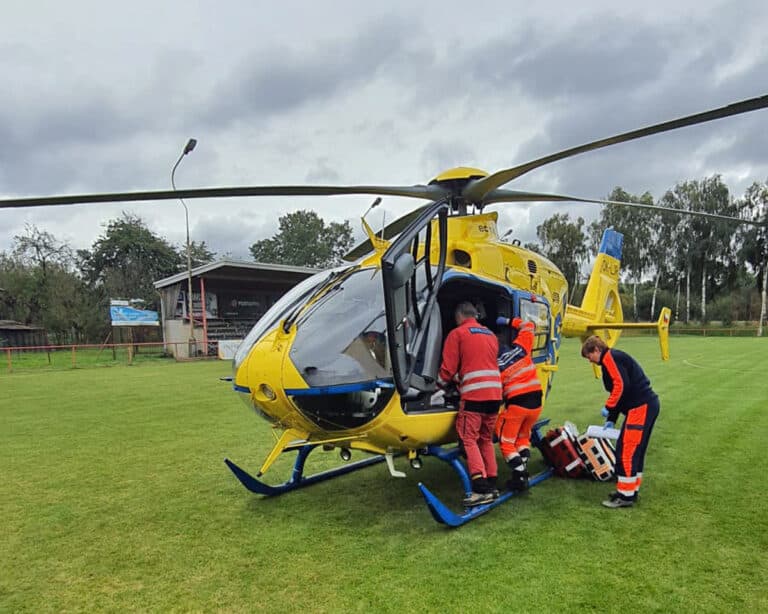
[1,337,766,612]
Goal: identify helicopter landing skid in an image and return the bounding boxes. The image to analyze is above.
[225,444,386,496]
[417,418,554,527]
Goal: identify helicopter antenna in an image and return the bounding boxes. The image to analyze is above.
[380,211,385,240]
[359,197,389,256]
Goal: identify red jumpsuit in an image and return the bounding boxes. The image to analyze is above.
[438,317,502,481]
[495,318,543,465]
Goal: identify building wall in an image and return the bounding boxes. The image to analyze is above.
[163,319,200,359]
[156,266,316,359]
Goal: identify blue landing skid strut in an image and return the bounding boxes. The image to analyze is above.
[225,444,386,496]
[226,418,554,527]
[417,418,554,527]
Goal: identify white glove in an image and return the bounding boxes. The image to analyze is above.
[430,389,445,405]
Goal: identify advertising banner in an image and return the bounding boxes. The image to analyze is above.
[110,303,160,326]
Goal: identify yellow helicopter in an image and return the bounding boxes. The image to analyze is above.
[2,94,767,526]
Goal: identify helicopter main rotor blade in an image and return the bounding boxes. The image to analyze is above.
[0,184,449,210]
[485,189,766,227]
[342,204,433,261]
[464,93,768,204]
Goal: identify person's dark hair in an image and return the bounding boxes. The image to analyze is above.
[581,335,607,357]
[455,301,478,319]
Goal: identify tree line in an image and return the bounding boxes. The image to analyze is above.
[1,176,765,344]
[531,177,767,332]
[0,210,353,345]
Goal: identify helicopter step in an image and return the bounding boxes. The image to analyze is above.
[224,444,387,496]
[417,418,554,527]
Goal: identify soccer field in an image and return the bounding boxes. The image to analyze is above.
[2,337,766,612]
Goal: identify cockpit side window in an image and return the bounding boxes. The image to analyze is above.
[519,297,550,355]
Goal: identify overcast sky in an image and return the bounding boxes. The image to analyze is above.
[2,0,767,259]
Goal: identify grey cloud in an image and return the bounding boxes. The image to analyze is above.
[24,96,141,147]
[0,79,196,195]
[419,140,479,177]
[200,15,424,129]
[497,27,768,198]
[305,158,342,184]
[441,15,675,104]
[194,214,262,260]
[2,0,768,263]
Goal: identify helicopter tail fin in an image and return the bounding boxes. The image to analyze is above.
[561,228,624,348]
[562,228,672,360]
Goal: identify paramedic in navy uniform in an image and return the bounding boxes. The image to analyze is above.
[581,335,660,508]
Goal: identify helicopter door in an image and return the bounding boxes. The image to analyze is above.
[382,200,449,395]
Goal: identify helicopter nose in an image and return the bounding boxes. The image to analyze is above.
[232,352,283,424]
[232,358,253,406]
[232,354,250,390]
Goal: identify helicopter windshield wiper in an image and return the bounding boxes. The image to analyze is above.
[282,266,358,332]
[282,270,339,332]
[293,281,345,326]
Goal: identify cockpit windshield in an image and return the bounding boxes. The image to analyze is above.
[233,265,349,371]
[291,267,389,387]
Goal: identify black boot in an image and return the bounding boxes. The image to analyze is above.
[505,454,527,492]
[519,468,529,491]
[463,477,494,507]
[505,472,528,492]
[520,448,531,467]
[486,475,500,499]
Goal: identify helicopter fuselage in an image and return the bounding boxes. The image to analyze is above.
[232,213,569,456]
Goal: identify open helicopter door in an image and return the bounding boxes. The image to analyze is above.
[382,200,449,395]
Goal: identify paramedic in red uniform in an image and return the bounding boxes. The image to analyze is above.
[495,316,543,492]
[581,335,660,508]
[438,301,502,506]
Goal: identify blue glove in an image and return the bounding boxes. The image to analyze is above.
[604,421,615,429]
[600,406,609,418]
[496,316,510,327]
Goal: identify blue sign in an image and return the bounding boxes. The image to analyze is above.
[110,305,159,326]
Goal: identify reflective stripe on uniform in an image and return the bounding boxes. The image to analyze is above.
[499,340,541,402]
[620,404,648,475]
[617,475,639,496]
[463,369,502,381]
[603,350,625,409]
[461,380,502,394]
[504,380,538,395]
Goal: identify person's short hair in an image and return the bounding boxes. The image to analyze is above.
[455,301,478,319]
[581,335,607,357]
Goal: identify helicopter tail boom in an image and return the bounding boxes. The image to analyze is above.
[585,307,672,360]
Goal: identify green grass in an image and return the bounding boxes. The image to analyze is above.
[1,337,766,612]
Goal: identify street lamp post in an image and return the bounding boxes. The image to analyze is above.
[171,138,198,358]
